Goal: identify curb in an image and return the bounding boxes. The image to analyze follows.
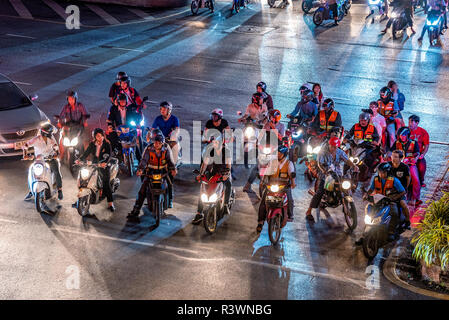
[383,158,449,300]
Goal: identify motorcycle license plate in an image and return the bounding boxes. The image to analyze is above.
[152,174,162,180]
[14,141,26,150]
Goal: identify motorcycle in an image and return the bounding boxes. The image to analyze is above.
[191,0,215,15]
[194,169,235,234]
[391,10,409,40]
[55,114,90,176]
[286,117,308,163]
[237,113,264,168]
[426,13,443,45]
[367,0,386,22]
[268,0,289,8]
[362,194,408,258]
[263,181,291,245]
[144,168,171,228]
[318,167,358,231]
[301,0,321,13]
[75,158,120,217]
[313,0,345,26]
[23,151,59,214]
[117,125,139,177]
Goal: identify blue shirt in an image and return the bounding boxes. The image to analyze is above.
[369,176,405,194]
[290,101,318,121]
[152,115,180,138]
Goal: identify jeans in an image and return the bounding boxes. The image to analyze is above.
[48,159,62,189]
[388,202,399,234]
[197,179,232,213]
[310,177,325,209]
[258,187,294,221]
[98,167,113,202]
[247,165,259,184]
[329,3,338,20]
[417,157,427,184]
[407,164,421,201]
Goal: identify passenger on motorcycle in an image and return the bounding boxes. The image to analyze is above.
[388,150,411,227]
[107,93,133,128]
[105,123,122,160]
[368,101,387,140]
[378,86,399,150]
[256,82,274,111]
[364,162,407,239]
[76,128,115,211]
[192,137,232,225]
[256,145,296,233]
[327,0,339,25]
[310,98,342,135]
[287,88,318,125]
[418,0,446,41]
[388,80,406,124]
[305,137,359,222]
[312,83,324,109]
[24,123,63,201]
[117,75,144,111]
[391,127,421,205]
[127,133,177,222]
[109,71,127,104]
[408,114,429,188]
[238,92,268,124]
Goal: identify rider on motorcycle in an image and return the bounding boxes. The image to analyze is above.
[76,128,115,211]
[24,123,63,201]
[109,71,127,104]
[418,0,446,42]
[380,0,416,34]
[192,137,232,225]
[391,127,421,205]
[287,87,318,125]
[127,133,177,222]
[256,81,274,111]
[368,101,387,140]
[107,93,134,128]
[256,145,296,233]
[204,108,231,141]
[305,137,359,222]
[378,86,399,150]
[388,149,411,227]
[310,98,342,135]
[238,92,268,124]
[152,101,180,139]
[363,162,407,240]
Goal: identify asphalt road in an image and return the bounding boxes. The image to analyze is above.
[0,0,448,299]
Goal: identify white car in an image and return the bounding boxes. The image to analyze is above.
[0,73,49,157]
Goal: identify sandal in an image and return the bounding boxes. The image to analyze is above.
[256,223,263,233]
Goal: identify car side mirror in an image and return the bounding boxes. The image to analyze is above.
[29,94,38,101]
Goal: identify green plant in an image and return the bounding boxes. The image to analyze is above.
[412,192,449,271]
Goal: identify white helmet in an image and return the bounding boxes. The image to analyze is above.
[211,108,223,119]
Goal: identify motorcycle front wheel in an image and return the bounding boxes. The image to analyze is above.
[191,0,200,15]
[302,0,312,13]
[204,206,217,234]
[268,0,275,8]
[363,230,379,259]
[343,198,357,231]
[35,190,46,214]
[268,214,282,245]
[313,10,324,26]
[77,195,90,217]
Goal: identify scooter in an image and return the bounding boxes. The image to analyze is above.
[237,112,264,168]
[286,117,308,163]
[263,180,291,245]
[145,168,170,229]
[391,10,409,40]
[191,0,215,15]
[313,0,345,26]
[426,12,443,45]
[117,125,138,177]
[362,194,408,259]
[75,158,120,217]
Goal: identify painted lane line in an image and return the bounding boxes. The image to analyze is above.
[111,47,144,52]
[429,140,449,146]
[220,59,258,66]
[55,62,92,68]
[172,77,213,84]
[0,218,19,224]
[9,0,33,19]
[85,4,120,25]
[51,226,199,255]
[127,8,154,20]
[5,33,36,39]
[13,81,32,85]
[41,0,67,21]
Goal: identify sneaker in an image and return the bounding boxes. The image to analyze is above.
[24,192,33,201]
[334,21,339,26]
[287,217,294,222]
[192,213,203,225]
[306,214,315,222]
[223,205,230,215]
[58,190,63,200]
[127,211,140,223]
[108,204,116,212]
[380,29,388,33]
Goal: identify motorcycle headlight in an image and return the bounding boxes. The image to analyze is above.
[140,119,145,126]
[209,193,218,203]
[350,157,359,164]
[269,184,280,192]
[342,180,351,190]
[201,193,218,203]
[245,127,255,138]
[292,129,302,138]
[80,168,90,180]
[391,12,397,18]
[33,163,44,176]
[263,147,271,155]
[63,137,71,146]
[432,19,439,26]
[364,215,373,225]
[130,121,137,127]
[201,193,208,203]
[71,137,79,147]
[313,146,321,154]
[427,20,432,26]
[307,145,313,154]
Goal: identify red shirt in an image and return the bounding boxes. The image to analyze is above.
[410,127,429,153]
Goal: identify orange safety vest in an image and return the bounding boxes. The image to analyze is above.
[354,123,375,141]
[147,147,168,170]
[374,176,395,195]
[272,159,291,183]
[319,110,338,132]
[378,100,395,117]
[395,140,416,159]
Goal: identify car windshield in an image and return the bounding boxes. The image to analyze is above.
[0,82,32,111]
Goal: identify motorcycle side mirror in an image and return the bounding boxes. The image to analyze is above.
[142,96,148,102]
[29,94,38,101]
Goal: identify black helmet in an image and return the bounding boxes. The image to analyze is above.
[92,128,104,138]
[160,101,173,113]
[322,98,335,110]
[278,145,289,157]
[377,162,391,174]
[117,93,128,103]
[299,83,311,94]
[397,127,411,139]
[154,133,165,143]
[252,92,263,104]
[409,114,420,123]
[40,123,54,138]
[67,90,78,102]
[116,71,127,80]
[359,112,370,122]
[302,89,314,102]
[379,87,392,101]
[256,81,267,92]
[120,75,131,85]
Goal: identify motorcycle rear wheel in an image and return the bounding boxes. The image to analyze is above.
[204,206,217,234]
[268,214,282,245]
[313,10,324,26]
[77,195,90,217]
[302,0,312,13]
[343,198,358,231]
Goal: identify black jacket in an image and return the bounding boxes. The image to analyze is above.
[107,104,142,128]
[80,141,112,163]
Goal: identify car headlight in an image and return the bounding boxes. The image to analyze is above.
[80,168,90,180]
[245,127,255,138]
[342,180,351,190]
[71,137,78,147]
[33,163,44,176]
[130,121,136,126]
[63,137,71,146]
[313,146,321,154]
[307,145,313,154]
[364,215,373,225]
[269,185,280,192]
[263,147,271,155]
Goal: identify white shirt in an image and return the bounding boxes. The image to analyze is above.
[119,106,127,125]
[27,135,58,158]
[371,114,386,139]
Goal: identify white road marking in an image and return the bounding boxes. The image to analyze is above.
[41,0,67,21]
[331,96,351,101]
[127,8,153,20]
[172,77,213,84]
[220,59,258,66]
[85,4,120,25]
[55,61,92,68]
[13,81,32,85]
[0,218,19,224]
[429,140,449,146]
[9,0,33,19]
[5,33,36,39]
[110,47,144,52]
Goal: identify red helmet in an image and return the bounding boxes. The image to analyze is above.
[328,137,341,147]
[269,109,281,122]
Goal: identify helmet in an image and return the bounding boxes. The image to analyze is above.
[302,89,314,102]
[409,114,420,123]
[278,145,289,157]
[299,83,311,94]
[328,136,341,147]
[211,108,223,119]
[147,128,163,142]
[322,98,335,110]
[269,109,282,122]
[117,93,128,103]
[154,134,165,143]
[67,90,78,102]
[160,101,173,113]
[397,127,411,139]
[116,71,127,80]
[120,75,131,86]
[92,128,104,138]
[359,112,370,122]
[379,87,392,101]
[377,162,391,174]
[252,92,263,104]
[256,81,267,92]
[40,123,54,138]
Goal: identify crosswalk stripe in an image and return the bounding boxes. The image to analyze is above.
[9,0,33,19]
[85,4,120,25]
[41,0,67,21]
[127,8,154,20]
